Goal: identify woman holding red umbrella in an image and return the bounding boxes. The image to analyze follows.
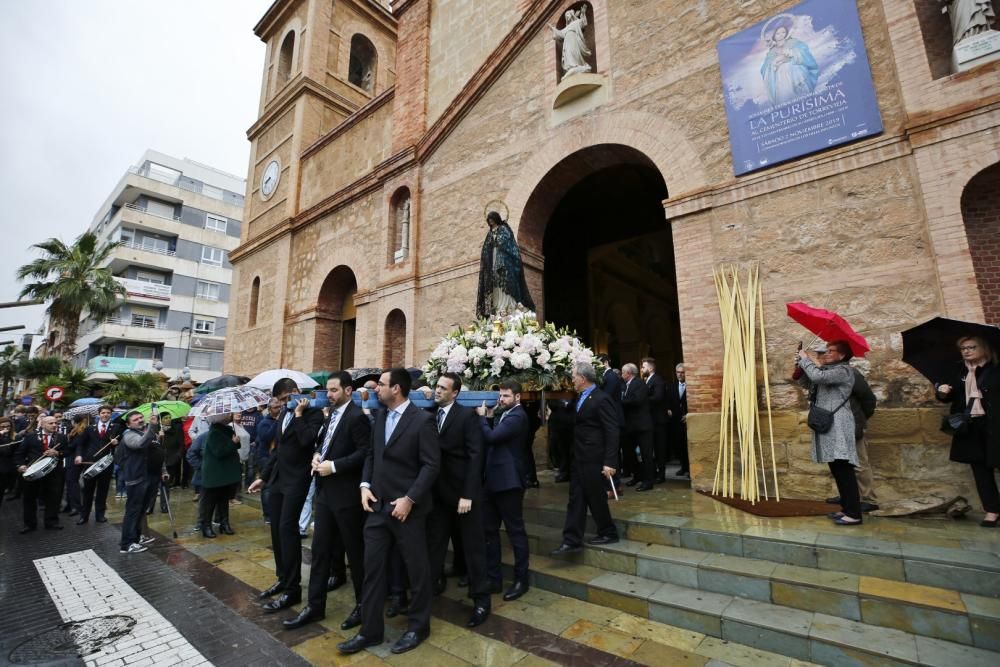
[936,336,999,527]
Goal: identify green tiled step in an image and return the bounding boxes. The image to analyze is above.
[521,520,1000,651]
[501,551,1000,667]
[521,505,1000,597]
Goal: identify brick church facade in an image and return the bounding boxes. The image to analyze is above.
[225,0,1000,500]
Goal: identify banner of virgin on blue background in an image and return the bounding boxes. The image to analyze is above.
[717,0,883,176]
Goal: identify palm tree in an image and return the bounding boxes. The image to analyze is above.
[0,345,24,412]
[104,372,165,408]
[16,232,125,359]
[17,355,61,382]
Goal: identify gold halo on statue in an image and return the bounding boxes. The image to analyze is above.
[483,199,509,223]
[760,13,796,43]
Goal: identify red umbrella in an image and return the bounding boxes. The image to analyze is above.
[786,302,870,358]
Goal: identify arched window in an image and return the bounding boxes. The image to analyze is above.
[348,34,377,92]
[390,187,411,263]
[383,309,406,367]
[278,31,295,84]
[249,277,260,327]
[961,162,1000,323]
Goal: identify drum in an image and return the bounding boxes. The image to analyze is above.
[82,454,114,481]
[23,457,57,481]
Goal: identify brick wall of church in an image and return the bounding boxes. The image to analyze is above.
[963,163,1000,324]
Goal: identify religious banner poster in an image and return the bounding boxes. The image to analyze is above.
[717,0,883,176]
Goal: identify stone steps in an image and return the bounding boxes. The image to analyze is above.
[519,519,1000,651]
[521,505,1000,597]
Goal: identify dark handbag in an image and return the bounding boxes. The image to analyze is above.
[940,398,976,436]
[807,392,851,434]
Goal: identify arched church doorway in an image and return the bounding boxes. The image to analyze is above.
[518,144,683,369]
[961,162,1000,324]
[314,266,357,371]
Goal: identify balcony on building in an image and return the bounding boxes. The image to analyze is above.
[113,276,172,306]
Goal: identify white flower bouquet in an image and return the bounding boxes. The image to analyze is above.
[422,311,599,391]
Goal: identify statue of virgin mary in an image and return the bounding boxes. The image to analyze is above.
[476,211,535,319]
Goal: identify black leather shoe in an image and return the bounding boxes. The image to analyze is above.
[587,535,619,546]
[338,634,383,654]
[75,516,89,525]
[95,516,107,523]
[549,543,582,556]
[527,479,540,489]
[19,526,36,534]
[860,502,879,513]
[218,522,235,535]
[282,605,324,629]
[654,475,666,484]
[201,525,217,538]
[825,496,841,504]
[625,477,640,487]
[503,580,528,601]
[390,630,428,654]
[636,483,654,492]
[432,576,446,595]
[488,580,503,594]
[457,576,468,588]
[467,606,490,627]
[554,473,570,483]
[69,510,79,517]
[327,574,346,592]
[262,593,301,613]
[340,604,362,630]
[258,581,283,599]
[385,595,408,618]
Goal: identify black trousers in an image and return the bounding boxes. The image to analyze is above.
[359,505,431,637]
[828,460,862,520]
[652,423,668,476]
[64,465,83,512]
[120,478,148,549]
[673,422,690,472]
[145,474,169,513]
[268,483,310,595]
[427,497,491,606]
[562,460,617,546]
[483,487,529,584]
[308,501,366,611]
[81,466,112,520]
[0,471,17,510]
[166,461,181,488]
[622,429,655,484]
[970,463,1000,514]
[198,485,231,528]
[23,467,64,529]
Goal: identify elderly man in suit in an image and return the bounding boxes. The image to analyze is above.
[248,378,326,612]
[283,371,372,631]
[339,368,440,656]
[621,363,655,491]
[551,363,620,554]
[427,371,491,627]
[478,380,531,602]
[16,415,69,533]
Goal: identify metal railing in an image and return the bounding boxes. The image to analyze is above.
[117,239,176,257]
[123,201,182,222]
[114,277,172,299]
[86,317,167,333]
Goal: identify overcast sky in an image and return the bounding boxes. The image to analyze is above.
[0,0,271,347]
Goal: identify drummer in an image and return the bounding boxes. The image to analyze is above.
[76,405,121,525]
[16,416,68,533]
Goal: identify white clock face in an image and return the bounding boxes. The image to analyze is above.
[261,160,280,198]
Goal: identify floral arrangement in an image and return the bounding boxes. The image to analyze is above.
[422,310,599,391]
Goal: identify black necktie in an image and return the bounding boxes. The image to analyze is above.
[437,408,445,432]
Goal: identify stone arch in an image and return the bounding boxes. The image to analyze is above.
[506,111,707,254]
[383,309,406,368]
[961,161,1000,324]
[348,34,377,93]
[314,266,358,371]
[278,30,296,84]
[389,186,411,264]
[249,276,261,327]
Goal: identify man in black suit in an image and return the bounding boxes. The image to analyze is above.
[425,372,491,626]
[597,356,625,482]
[551,363,619,554]
[478,380,531,601]
[667,363,690,478]
[339,368,440,656]
[16,415,68,533]
[620,363,655,491]
[641,357,669,484]
[248,378,326,612]
[75,405,121,524]
[283,371,371,631]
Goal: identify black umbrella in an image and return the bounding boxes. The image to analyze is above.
[194,374,251,395]
[901,317,1000,384]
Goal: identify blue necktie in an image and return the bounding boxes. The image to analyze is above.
[437,408,445,432]
[576,393,586,412]
[385,410,400,445]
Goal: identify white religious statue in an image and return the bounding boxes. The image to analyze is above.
[940,0,997,44]
[549,7,592,77]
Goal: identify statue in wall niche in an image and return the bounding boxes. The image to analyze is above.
[550,7,593,77]
[476,209,535,319]
[940,0,997,44]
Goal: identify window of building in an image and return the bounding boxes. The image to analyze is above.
[278,30,295,84]
[249,276,260,326]
[193,317,216,335]
[205,213,228,232]
[202,184,225,201]
[130,307,160,328]
[120,229,134,244]
[145,198,177,219]
[390,187,411,263]
[348,34,377,92]
[188,350,216,369]
[201,246,225,266]
[135,271,166,285]
[124,346,156,360]
[140,237,170,254]
[196,280,221,301]
[145,162,181,186]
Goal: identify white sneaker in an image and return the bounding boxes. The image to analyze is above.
[121,543,148,554]
[139,535,155,545]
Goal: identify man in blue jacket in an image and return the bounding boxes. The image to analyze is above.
[477,380,530,602]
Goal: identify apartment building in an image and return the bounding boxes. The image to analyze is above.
[74,150,245,382]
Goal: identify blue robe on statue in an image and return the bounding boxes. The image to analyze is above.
[760,37,819,107]
[476,221,535,319]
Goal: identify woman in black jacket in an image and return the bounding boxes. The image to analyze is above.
[936,335,999,527]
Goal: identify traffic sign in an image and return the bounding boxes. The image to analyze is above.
[45,386,64,401]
